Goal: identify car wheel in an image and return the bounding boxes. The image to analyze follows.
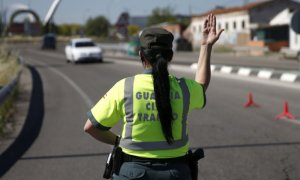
[98,58,103,63]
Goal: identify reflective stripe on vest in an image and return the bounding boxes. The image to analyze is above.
[119,76,190,151]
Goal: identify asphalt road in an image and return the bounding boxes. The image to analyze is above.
[2,45,300,180]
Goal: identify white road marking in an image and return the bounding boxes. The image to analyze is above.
[280,73,297,82]
[46,65,93,107]
[258,70,272,79]
[210,65,216,71]
[27,57,93,108]
[220,66,232,74]
[26,49,300,127]
[28,49,300,91]
[170,64,194,73]
[213,71,300,90]
[238,68,251,76]
[190,63,197,70]
[282,118,300,125]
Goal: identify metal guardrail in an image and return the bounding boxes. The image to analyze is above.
[97,43,129,54]
[0,75,19,106]
[0,57,22,106]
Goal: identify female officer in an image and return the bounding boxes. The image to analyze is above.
[84,14,223,179]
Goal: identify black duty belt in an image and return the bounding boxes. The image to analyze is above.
[122,153,189,164]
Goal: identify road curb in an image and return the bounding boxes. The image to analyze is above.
[190,63,300,83]
[105,54,300,83]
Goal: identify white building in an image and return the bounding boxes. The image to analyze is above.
[188,0,300,53]
[270,8,300,56]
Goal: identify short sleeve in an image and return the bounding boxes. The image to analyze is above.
[184,79,206,110]
[87,81,123,130]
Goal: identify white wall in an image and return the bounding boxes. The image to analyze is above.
[270,8,299,52]
[290,28,300,51]
[191,11,250,48]
[270,8,291,26]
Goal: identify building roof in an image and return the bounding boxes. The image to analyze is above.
[193,0,270,18]
[129,16,148,28]
[115,12,129,26]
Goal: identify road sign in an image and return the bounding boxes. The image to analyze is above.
[291,10,300,34]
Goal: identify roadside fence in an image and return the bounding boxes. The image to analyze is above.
[0,56,23,107]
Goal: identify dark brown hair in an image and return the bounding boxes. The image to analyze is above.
[140,47,174,144]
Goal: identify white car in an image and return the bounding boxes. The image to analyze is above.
[65,38,103,63]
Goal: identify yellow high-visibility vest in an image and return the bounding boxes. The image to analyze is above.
[87,74,205,158]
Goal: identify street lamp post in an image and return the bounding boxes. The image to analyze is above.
[1,0,4,36]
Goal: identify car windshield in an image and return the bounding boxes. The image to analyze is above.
[75,41,95,47]
[45,37,55,42]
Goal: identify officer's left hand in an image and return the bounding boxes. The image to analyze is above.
[201,14,224,46]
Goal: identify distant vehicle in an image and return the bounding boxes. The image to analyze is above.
[127,36,140,56]
[175,37,192,52]
[65,38,103,63]
[41,33,56,50]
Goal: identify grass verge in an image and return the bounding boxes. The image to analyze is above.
[0,86,18,136]
[0,45,21,137]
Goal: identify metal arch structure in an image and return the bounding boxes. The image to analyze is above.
[2,0,62,36]
[43,0,61,33]
[43,0,62,26]
[3,9,42,36]
[9,9,41,25]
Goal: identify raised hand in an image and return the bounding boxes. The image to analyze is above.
[201,14,224,45]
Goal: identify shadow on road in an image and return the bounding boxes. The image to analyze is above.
[0,65,44,178]
[192,141,300,150]
[13,141,300,162]
[20,152,110,161]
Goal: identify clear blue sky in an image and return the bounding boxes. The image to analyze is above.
[1,0,299,25]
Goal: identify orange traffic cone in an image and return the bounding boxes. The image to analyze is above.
[275,101,296,120]
[244,92,259,108]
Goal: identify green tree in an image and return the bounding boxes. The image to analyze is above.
[147,7,177,26]
[58,24,70,35]
[84,16,110,37]
[128,25,140,36]
[58,24,82,36]
[42,22,59,34]
[176,15,191,29]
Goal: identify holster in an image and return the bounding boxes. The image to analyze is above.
[103,137,123,179]
[103,152,113,179]
[112,147,123,175]
[188,148,205,180]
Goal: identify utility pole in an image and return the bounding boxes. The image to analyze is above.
[1,0,3,36]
